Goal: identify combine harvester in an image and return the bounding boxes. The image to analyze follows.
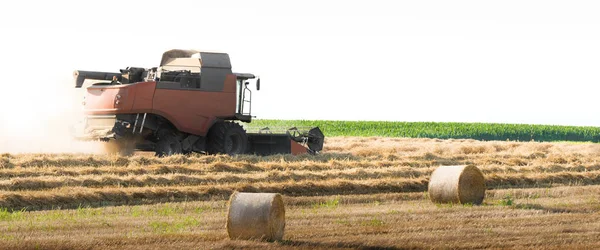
[72,49,324,157]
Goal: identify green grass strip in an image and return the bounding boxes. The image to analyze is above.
[245,120,600,142]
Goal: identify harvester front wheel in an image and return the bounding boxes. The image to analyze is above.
[155,130,183,157]
[207,122,248,155]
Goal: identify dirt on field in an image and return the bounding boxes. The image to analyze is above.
[1,137,600,249]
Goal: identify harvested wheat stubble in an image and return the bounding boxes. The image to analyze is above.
[428,165,486,205]
[226,192,285,242]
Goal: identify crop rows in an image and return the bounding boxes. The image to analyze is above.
[1,137,599,211]
[247,119,600,142]
[2,137,600,249]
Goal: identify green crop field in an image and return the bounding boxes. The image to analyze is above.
[246,120,600,142]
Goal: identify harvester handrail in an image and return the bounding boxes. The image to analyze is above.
[244,126,319,134]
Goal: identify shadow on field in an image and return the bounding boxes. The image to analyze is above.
[236,153,361,163]
[485,183,554,190]
[0,191,232,212]
[409,153,466,167]
[485,178,600,192]
[0,179,431,212]
[514,203,592,214]
[279,240,409,250]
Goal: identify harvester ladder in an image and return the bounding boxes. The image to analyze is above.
[241,86,252,116]
[131,113,147,134]
[132,114,140,133]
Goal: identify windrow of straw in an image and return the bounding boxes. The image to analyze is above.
[2,167,600,193]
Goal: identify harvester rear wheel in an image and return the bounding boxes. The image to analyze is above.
[155,130,183,157]
[207,121,248,155]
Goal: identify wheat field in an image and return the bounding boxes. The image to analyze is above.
[1,137,600,249]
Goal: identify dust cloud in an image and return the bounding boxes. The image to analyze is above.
[0,75,104,154]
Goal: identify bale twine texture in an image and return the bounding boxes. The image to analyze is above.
[428,165,486,205]
[226,192,285,241]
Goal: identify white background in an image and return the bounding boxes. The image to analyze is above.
[1,0,599,126]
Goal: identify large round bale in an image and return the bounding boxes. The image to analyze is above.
[428,165,486,205]
[226,192,285,242]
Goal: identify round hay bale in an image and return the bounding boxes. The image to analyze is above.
[226,192,285,242]
[428,165,486,205]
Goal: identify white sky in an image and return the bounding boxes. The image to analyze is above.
[1,0,600,126]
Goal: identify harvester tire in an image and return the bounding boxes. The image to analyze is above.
[207,122,248,155]
[155,130,183,157]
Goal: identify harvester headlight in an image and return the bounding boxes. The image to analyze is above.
[115,94,122,106]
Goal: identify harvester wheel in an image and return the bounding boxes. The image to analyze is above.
[207,121,248,155]
[155,130,183,157]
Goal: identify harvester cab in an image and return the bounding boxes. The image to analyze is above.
[72,49,324,157]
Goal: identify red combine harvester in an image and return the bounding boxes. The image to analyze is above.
[72,49,324,156]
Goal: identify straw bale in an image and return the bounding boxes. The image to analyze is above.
[428,165,485,205]
[226,192,285,241]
